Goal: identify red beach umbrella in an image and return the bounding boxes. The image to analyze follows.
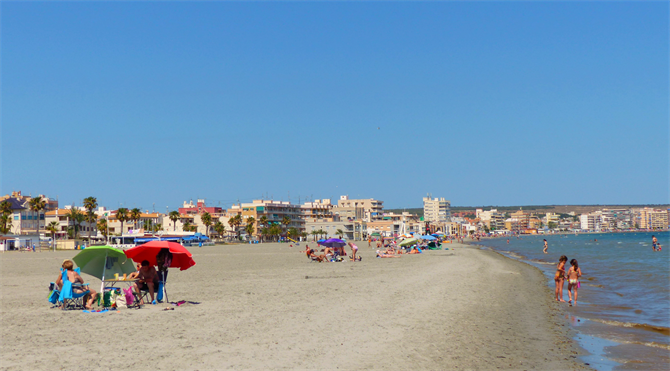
[124,241,196,271]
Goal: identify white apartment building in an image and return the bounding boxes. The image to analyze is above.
[423,195,451,223]
[477,208,505,230]
[580,212,602,231]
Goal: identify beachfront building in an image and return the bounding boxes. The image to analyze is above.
[0,191,59,235]
[423,195,451,223]
[304,219,366,240]
[333,205,365,221]
[301,199,334,220]
[44,206,97,239]
[337,195,383,222]
[636,208,669,230]
[179,199,224,215]
[477,209,505,230]
[228,200,305,236]
[580,212,602,231]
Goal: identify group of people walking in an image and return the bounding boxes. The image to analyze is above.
[554,255,582,306]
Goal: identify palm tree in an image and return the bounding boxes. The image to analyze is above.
[0,201,12,234]
[310,230,319,241]
[97,219,108,242]
[336,229,344,239]
[246,216,256,237]
[287,227,298,240]
[0,214,13,235]
[28,196,46,236]
[116,208,129,235]
[66,208,85,239]
[260,227,270,242]
[46,221,59,250]
[86,210,97,243]
[153,223,162,233]
[258,215,268,229]
[214,221,224,239]
[129,208,142,232]
[183,220,192,232]
[231,214,243,239]
[281,216,291,232]
[201,212,212,236]
[269,225,282,242]
[300,231,308,241]
[83,197,98,243]
[245,223,255,239]
[169,211,180,231]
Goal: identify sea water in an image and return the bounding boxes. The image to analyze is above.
[475,231,670,369]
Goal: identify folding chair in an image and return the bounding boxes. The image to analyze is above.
[49,268,91,310]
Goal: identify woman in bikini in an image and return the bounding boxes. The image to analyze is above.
[567,259,582,306]
[554,255,567,302]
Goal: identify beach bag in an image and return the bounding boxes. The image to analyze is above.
[48,289,59,304]
[123,287,134,306]
[115,292,127,309]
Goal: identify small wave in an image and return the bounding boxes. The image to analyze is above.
[590,318,670,337]
[584,284,604,288]
[620,340,670,350]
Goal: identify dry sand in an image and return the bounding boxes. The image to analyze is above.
[1,241,588,370]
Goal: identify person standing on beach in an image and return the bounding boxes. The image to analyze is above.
[567,259,582,306]
[555,255,567,302]
[543,239,548,254]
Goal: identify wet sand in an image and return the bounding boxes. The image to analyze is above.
[0,241,588,370]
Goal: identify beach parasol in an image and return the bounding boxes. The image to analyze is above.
[320,238,347,248]
[420,235,437,240]
[433,231,445,235]
[398,237,419,247]
[124,241,195,271]
[371,232,381,237]
[73,245,137,293]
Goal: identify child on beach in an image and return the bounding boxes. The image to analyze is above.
[543,239,548,254]
[566,259,582,306]
[555,255,567,302]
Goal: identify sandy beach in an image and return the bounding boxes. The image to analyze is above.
[1,241,588,370]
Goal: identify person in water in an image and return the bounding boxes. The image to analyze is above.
[543,239,548,254]
[554,255,567,302]
[652,235,662,251]
[566,259,582,306]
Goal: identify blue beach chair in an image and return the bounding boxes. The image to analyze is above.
[48,268,91,310]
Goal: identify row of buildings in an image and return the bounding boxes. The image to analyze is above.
[471,207,670,234]
[0,191,455,241]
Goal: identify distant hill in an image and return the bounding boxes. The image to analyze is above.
[385,204,670,218]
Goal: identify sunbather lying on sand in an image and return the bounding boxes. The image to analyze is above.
[377,250,401,258]
[408,247,422,254]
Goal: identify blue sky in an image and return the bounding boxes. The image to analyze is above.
[2,2,668,210]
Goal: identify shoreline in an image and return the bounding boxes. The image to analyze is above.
[1,241,588,370]
[469,234,670,371]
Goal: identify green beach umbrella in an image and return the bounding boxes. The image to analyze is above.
[398,237,419,247]
[371,232,381,237]
[72,245,137,291]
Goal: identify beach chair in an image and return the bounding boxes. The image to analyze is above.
[50,268,91,310]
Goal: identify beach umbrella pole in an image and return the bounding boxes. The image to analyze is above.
[100,251,108,294]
